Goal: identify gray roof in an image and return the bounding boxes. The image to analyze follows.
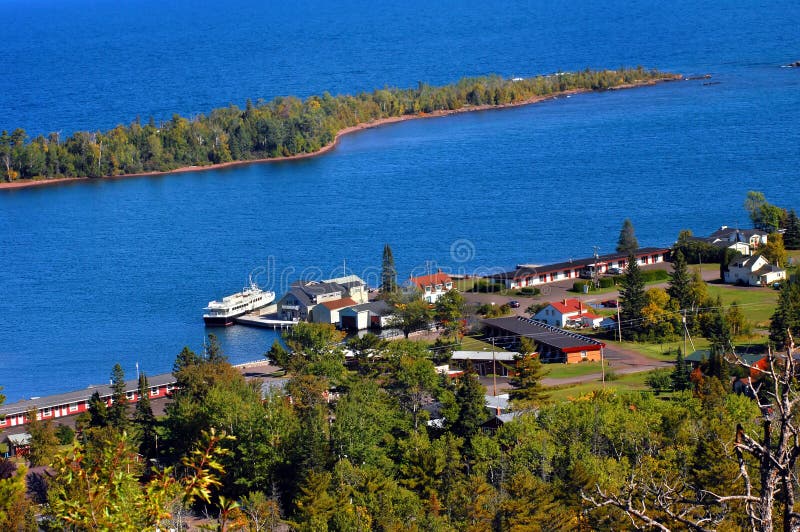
[709,226,767,240]
[259,378,289,399]
[343,300,393,315]
[0,372,176,417]
[484,394,510,411]
[496,412,525,423]
[481,316,605,351]
[7,433,31,446]
[452,351,519,362]
[285,286,313,307]
[299,281,343,297]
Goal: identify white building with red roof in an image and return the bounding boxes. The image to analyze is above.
[313,297,358,324]
[409,271,454,303]
[533,298,603,329]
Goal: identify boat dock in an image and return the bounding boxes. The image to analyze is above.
[234,312,298,330]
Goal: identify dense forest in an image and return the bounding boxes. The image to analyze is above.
[3,304,800,530]
[0,67,677,182]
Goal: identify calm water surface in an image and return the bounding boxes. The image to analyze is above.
[1,0,799,400]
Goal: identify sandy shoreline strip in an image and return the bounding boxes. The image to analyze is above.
[0,77,680,191]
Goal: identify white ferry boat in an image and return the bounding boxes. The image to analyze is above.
[203,281,275,326]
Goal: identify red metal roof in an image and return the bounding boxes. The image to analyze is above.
[321,297,357,311]
[411,272,452,289]
[549,298,584,315]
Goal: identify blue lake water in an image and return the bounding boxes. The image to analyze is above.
[1,0,799,401]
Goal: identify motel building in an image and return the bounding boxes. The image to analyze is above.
[0,373,176,430]
[488,247,670,289]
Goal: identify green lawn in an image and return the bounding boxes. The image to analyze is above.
[605,338,711,362]
[546,371,651,401]
[543,361,606,379]
[705,284,779,326]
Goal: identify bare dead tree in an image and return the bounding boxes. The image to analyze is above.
[582,331,800,531]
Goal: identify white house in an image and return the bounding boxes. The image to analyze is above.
[724,255,786,286]
[533,298,603,328]
[409,272,454,303]
[313,297,358,324]
[708,226,768,249]
[339,300,394,330]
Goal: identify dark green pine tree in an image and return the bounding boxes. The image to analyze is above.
[509,354,550,407]
[133,373,157,458]
[706,309,732,384]
[173,346,201,374]
[87,391,108,428]
[667,250,692,310]
[616,219,639,254]
[784,209,800,250]
[381,244,398,294]
[769,281,800,349]
[619,253,646,338]
[452,364,489,439]
[107,363,128,430]
[204,333,227,363]
[670,348,692,391]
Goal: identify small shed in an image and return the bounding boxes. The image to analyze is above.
[6,433,31,458]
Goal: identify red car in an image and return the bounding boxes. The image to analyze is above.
[602,300,618,308]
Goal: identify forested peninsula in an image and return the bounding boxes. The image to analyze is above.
[0,67,679,188]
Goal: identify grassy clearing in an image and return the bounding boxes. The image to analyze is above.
[705,284,779,326]
[546,371,652,401]
[605,338,711,362]
[544,361,606,379]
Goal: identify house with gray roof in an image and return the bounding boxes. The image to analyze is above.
[277,275,368,322]
[724,255,786,286]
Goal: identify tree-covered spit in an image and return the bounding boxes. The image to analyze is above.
[0,67,678,183]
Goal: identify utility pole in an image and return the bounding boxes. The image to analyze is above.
[601,346,606,387]
[616,299,622,342]
[682,312,687,356]
[593,246,600,289]
[491,337,497,397]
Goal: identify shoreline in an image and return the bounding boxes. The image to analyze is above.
[0,76,681,191]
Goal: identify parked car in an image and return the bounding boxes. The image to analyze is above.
[565,319,582,329]
[601,299,618,308]
[607,267,623,275]
[508,300,521,308]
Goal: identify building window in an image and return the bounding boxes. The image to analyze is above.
[539,274,546,282]
[126,391,135,400]
[69,402,79,412]
[581,351,588,359]
[42,407,51,417]
[0,417,6,426]
[150,387,159,397]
